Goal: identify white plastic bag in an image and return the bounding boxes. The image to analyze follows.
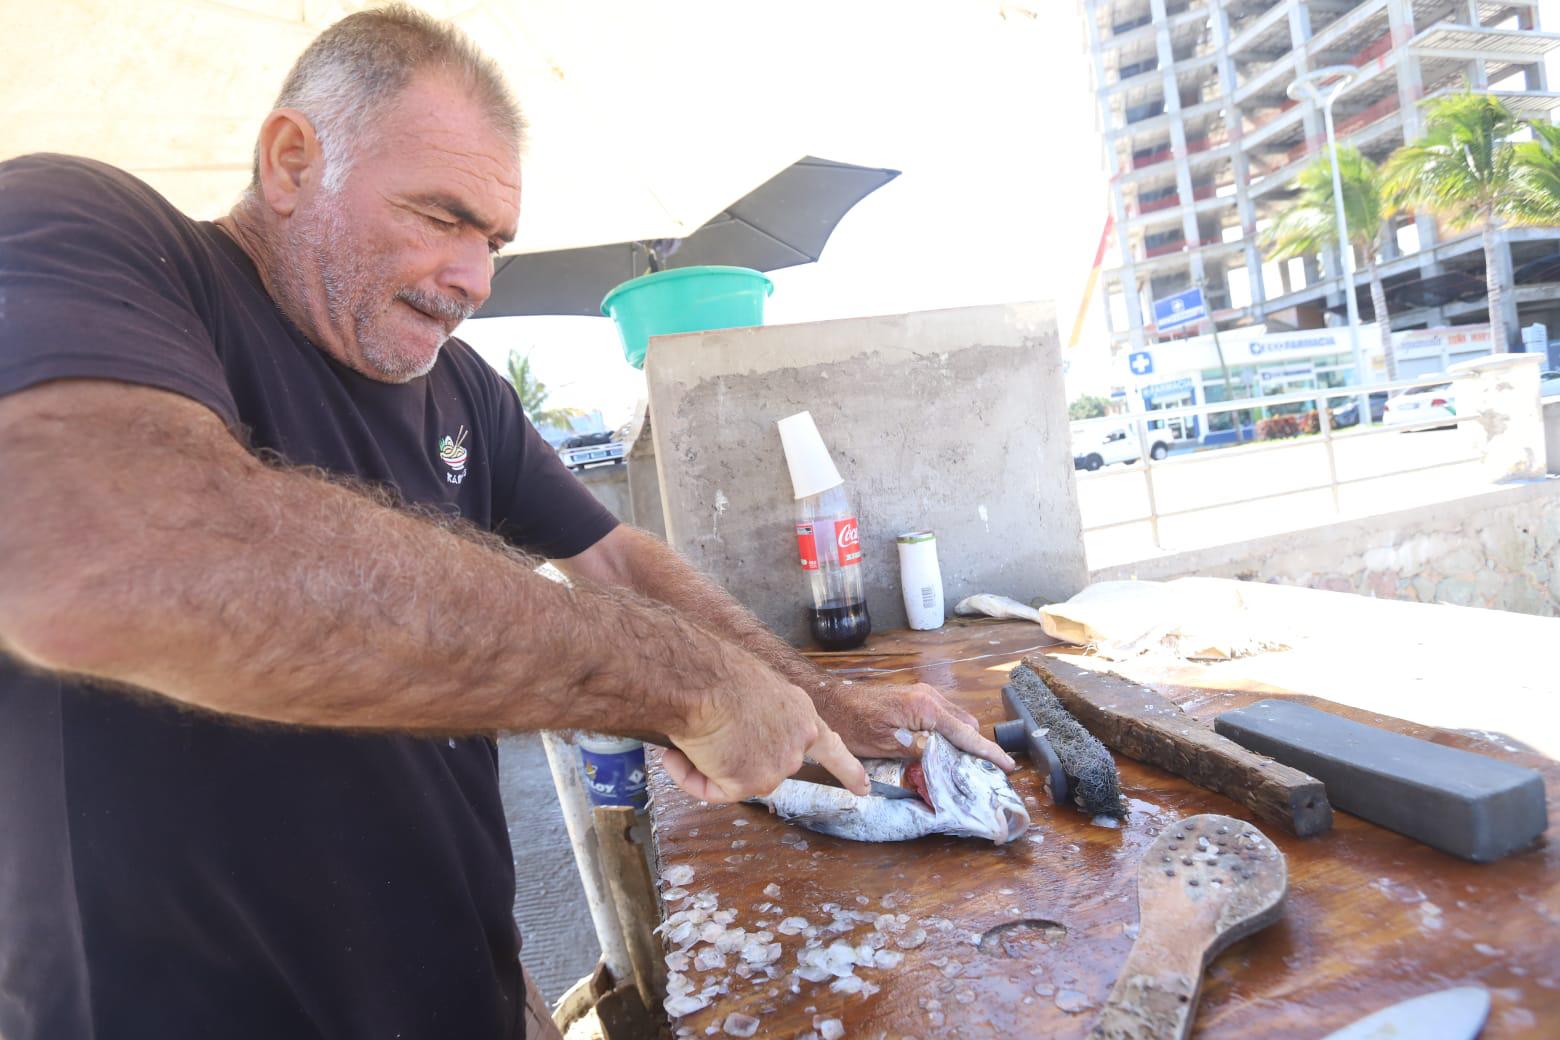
[1037,578,1288,661]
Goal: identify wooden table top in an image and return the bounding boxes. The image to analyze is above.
[645,620,1558,1039]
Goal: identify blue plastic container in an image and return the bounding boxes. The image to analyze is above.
[601,265,774,369]
[577,734,648,809]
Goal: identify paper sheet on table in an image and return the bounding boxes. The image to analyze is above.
[1042,581,1560,759]
[1038,578,1289,661]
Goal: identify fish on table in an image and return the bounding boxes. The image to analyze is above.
[751,732,1030,844]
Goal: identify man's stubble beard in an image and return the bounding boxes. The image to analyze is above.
[271,189,461,384]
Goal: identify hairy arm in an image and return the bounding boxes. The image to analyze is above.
[559,527,832,699]
[557,525,1015,769]
[0,381,866,800]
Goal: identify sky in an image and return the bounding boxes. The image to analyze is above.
[458,1,1560,427]
[458,3,1109,427]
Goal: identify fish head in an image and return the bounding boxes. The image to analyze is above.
[920,733,1030,844]
[752,733,1031,845]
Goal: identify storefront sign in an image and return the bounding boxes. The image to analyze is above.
[1257,364,1313,384]
[1393,325,1491,357]
[1142,377,1195,402]
[1142,323,1383,375]
[1240,328,1354,363]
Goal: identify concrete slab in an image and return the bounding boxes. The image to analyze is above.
[625,404,667,538]
[644,302,1088,642]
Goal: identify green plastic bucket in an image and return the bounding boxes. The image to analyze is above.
[601,265,774,369]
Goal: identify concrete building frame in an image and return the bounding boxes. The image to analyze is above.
[1080,0,1560,370]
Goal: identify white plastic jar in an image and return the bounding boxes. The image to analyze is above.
[896,530,944,631]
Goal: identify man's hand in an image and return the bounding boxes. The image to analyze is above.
[813,679,1017,771]
[554,528,1010,783]
[658,654,869,804]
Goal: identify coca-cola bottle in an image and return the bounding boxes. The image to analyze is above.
[776,411,871,651]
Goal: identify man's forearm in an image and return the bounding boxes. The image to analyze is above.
[0,383,755,738]
[602,529,840,700]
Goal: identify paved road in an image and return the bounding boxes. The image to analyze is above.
[499,733,599,1005]
[1078,425,1483,567]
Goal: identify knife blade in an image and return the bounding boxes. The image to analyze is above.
[1318,986,1490,1040]
[786,760,921,800]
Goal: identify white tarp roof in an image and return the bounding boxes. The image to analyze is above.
[1,0,864,255]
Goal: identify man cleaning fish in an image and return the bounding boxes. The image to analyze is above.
[0,7,1015,1040]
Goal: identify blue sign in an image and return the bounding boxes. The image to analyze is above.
[1128,350,1154,376]
[1152,287,1205,332]
[1142,377,1194,403]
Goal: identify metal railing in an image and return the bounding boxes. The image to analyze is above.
[1071,372,1482,550]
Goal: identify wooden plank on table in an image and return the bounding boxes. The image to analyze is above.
[1023,654,1333,837]
[644,625,1559,1039]
[594,806,668,1017]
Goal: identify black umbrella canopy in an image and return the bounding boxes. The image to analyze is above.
[476,155,900,318]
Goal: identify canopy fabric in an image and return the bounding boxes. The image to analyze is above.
[2,0,848,256]
[480,156,900,317]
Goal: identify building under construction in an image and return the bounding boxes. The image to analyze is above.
[1080,0,1560,429]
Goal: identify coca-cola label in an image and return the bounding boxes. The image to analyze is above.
[834,517,862,566]
[795,522,820,571]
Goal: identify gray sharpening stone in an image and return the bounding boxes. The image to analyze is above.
[1214,700,1548,863]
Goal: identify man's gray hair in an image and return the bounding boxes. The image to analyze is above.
[254,3,524,193]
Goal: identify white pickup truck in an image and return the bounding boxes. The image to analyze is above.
[1072,424,1172,471]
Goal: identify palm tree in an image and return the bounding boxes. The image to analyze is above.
[1382,91,1526,353]
[1263,144,1398,380]
[506,350,582,432]
[1511,119,1560,226]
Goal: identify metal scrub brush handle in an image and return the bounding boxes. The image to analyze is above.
[994,684,1072,807]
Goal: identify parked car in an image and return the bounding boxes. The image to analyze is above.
[1541,370,1560,399]
[1072,425,1172,471]
[557,429,626,471]
[1383,382,1456,429]
[1327,391,1388,428]
[561,430,614,449]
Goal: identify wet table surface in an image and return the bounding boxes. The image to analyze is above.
[645,620,1558,1039]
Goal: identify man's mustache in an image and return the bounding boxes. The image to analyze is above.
[395,288,477,331]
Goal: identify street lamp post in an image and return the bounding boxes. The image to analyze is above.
[1287,65,1371,425]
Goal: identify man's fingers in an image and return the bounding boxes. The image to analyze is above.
[947,702,980,730]
[806,723,870,796]
[906,682,978,733]
[935,708,1018,772]
[659,748,740,803]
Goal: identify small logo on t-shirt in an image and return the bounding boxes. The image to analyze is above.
[438,426,470,485]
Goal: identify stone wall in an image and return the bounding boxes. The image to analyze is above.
[644,302,1089,642]
[1091,481,1560,616]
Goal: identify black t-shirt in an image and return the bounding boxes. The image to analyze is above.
[0,155,619,1039]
